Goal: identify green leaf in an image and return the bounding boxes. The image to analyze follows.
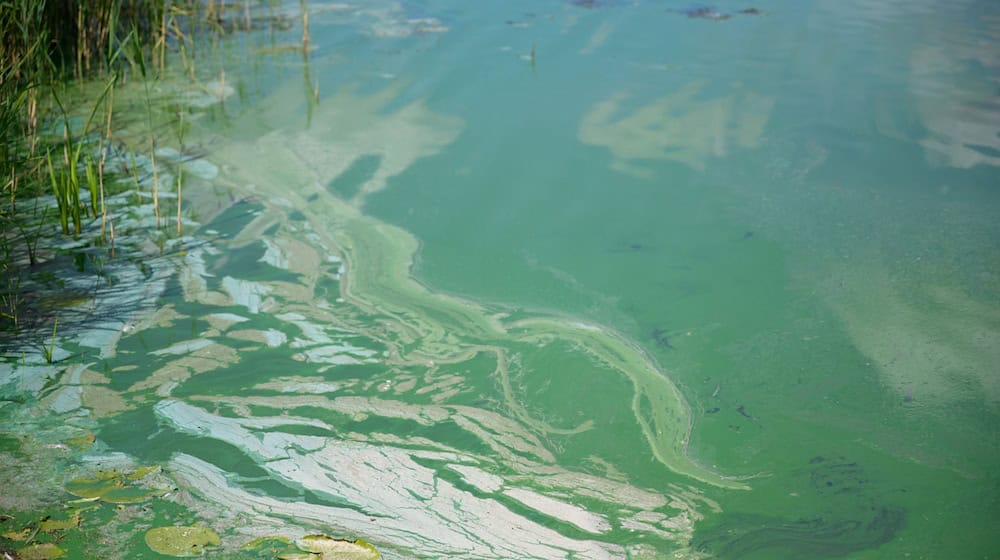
[16,543,66,560]
[64,472,123,498]
[144,526,221,557]
[100,486,164,504]
[296,535,381,560]
[39,511,81,532]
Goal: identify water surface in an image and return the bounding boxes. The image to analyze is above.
[2,1,998,558]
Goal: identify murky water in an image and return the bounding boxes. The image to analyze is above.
[2,1,999,558]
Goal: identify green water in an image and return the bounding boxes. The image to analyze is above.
[2,1,998,559]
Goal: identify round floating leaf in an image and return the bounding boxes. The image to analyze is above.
[2,528,31,541]
[297,535,380,560]
[65,432,96,449]
[17,543,66,559]
[100,486,163,504]
[276,554,318,560]
[127,465,161,481]
[145,526,221,557]
[65,466,164,502]
[64,474,123,498]
[39,511,81,532]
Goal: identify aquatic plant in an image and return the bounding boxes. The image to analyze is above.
[0,0,183,298]
[0,0,243,288]
[0,274,23,329]
[64,465,165,503]
[174,110,187,236]
[144,526,220,557]
[301,0,311,51]
[41,318,57,363]
[294,534,381,560]
[15,542,66,559]
[44,80,115,235]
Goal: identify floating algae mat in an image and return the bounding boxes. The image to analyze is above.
[2,0,999,559]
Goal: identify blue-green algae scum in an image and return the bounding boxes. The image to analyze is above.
[2,1,998,559]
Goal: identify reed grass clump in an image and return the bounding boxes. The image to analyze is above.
[0,0,182,332]
[2,0,167,229]
[1,0,305,333]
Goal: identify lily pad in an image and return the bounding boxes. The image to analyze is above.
[64,466,163,503]
[64,472,124,498]
[297,535,380,559]
[17,543,66,559]
[145,526,221,557]
[39,511,81,532]
[65,432,95,449]
[101,486,164,504]
[2,528,31,541]
[127,465,162,481]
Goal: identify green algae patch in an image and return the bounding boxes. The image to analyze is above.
[296,534,381,559]
[144,526,220,557]
[16,543,66,559]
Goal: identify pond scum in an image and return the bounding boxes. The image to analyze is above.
[0,2,764,559]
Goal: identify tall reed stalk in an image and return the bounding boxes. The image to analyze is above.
[99,81,115,238]
[126,26,161,227]
[45,81,115,235]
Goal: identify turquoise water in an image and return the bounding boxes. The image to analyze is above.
[3,1,998,558]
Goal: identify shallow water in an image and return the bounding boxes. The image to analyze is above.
[2,1,999,558]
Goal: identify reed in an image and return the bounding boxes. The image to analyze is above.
[0,276,22,330]
[174,110,187,236]
[124,25,162,227]
[42,317,58,363]
[99,80,115,238]
[301,0,311,51]
[45,80,115,235]
[1,0,168,224]
[1,0,274,333]
[1,0,172,333]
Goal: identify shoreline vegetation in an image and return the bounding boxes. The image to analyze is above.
[1,0,316,340]
[2,0,186,339]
